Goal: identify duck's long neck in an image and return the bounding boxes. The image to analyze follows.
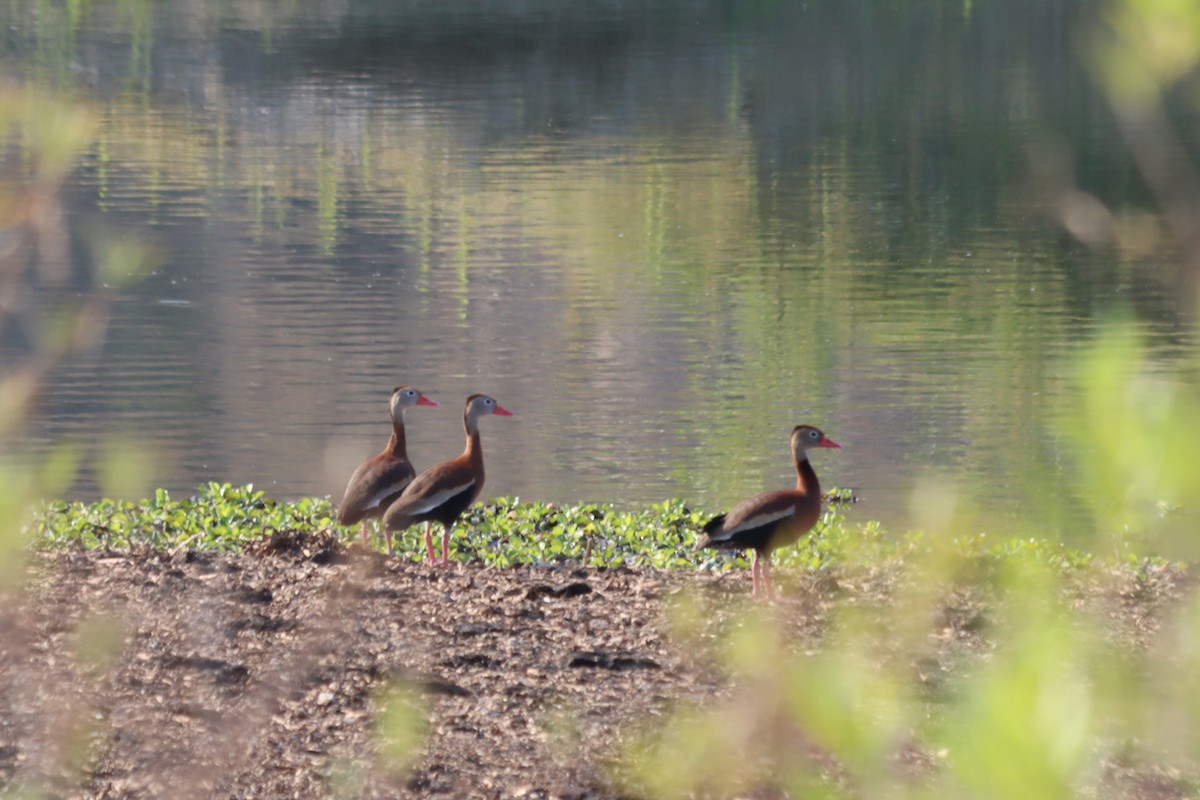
[463,409,484,473]
[794,454,820,497]
[385,409,408,457]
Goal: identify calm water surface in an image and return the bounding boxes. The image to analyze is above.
[4,1,1197,534]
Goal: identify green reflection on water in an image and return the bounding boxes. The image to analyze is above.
[2,0,1195,532]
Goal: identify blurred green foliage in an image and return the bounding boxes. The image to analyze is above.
[373,681,428,779]
[1068,324,1200,558]
[1093,0,1200,103]
[0,66,164,796]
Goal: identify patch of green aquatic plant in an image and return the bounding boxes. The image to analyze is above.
[454,496,707,569]
[28,482,1137,577]
[34,482,336,551]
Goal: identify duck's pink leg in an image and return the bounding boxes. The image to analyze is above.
[424,522,436,562]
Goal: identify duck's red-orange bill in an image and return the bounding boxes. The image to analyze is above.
[417,395,439,406]
[493,404,514,416]
[820,437,841,448]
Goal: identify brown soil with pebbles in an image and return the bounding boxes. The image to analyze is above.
[0,530,1190,799]
[0,531,736,799]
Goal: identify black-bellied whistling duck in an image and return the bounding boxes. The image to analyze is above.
[337,385,438,552]
[383,393,512,566]
[696,424,841,599]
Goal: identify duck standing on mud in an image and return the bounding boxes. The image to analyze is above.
[695,424,840,599]
[384,393,512,565]
[337,386,439,551]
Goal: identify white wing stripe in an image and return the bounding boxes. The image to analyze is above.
[400,480,475,515]
[712,506,793,540]
[364,481,410,511]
